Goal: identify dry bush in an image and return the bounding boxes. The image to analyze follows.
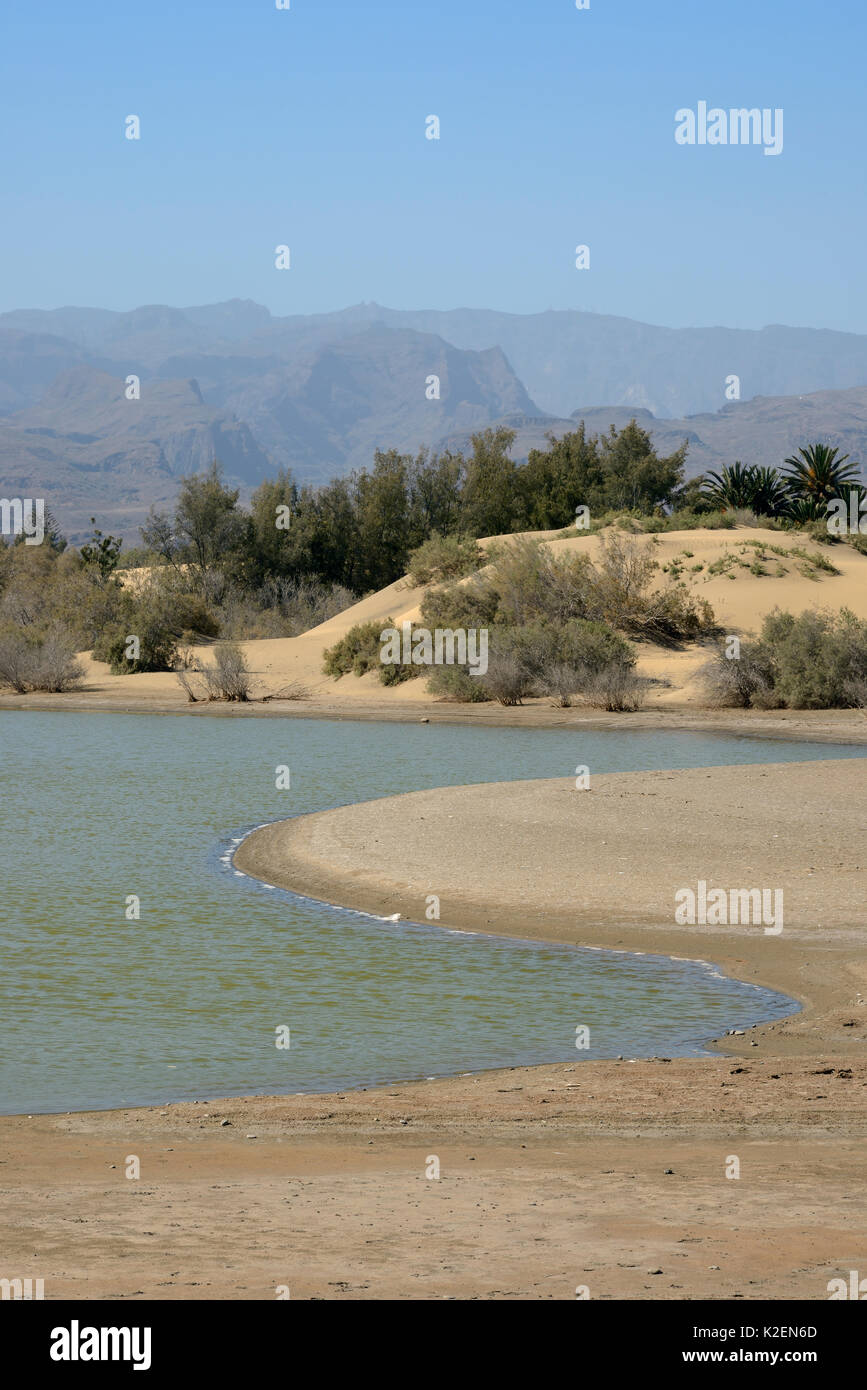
[538,662,585,708]
[582,661,647,712]
[27,629,86,692]
[200,642,253,701]
[0,630,31,692]
[843,677,867,708]
[175,668,201,703]
[592,532,716,644]
[0,626,84,693]
[479,649,534,706]
[175,642,253,702]
[261,681,312,702]
[698,646,777,709]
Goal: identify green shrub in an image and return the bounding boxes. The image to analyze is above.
[94,618,180,674]
[94,623,178,674]
[795,520,842,547]
[558,508,739,536]
[426,664,491,701]
[701,608,867,709]
[425,618,636,707]
[322,620,385,678]
[553,618,634,673]
[760,608,867,708]
[407,533,484,586]
[481,536,595,626]
[322,619,416,684]
[637,508,738,533]
[379,654,417,686]
[419,578,500,632]
[513,620,636,707]
[92,584,220,674]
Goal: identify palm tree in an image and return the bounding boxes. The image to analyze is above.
[702,461,758,510]
[747,466,790,518]
[785,495,826,524]
[782,444,862,507]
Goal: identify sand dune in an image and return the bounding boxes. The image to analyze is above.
[7,525,867,714]
[228,527,867,708]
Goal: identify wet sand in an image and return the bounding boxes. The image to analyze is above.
[3,1058,867,1300]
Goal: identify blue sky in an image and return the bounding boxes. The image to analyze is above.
[1,0,864,331]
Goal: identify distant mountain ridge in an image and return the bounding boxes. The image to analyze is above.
[1,299,867,540]
[278,304,867,420]
[7,299,867,417]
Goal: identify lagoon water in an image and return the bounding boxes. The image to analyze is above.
[1,711,861,1114]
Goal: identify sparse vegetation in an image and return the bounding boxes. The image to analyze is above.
[422,533,715,647]
[703,539,841,584]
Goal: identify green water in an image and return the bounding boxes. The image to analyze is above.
[2,711,859,1114]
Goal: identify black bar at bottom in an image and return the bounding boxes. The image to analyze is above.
[6,1298,861,1375]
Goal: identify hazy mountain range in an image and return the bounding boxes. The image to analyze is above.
[2,299,867,541]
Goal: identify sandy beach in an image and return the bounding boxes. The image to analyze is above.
[4,756,866,1300]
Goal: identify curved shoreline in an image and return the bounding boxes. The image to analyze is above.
[231,830,801,1066]
[234,759,867,1064]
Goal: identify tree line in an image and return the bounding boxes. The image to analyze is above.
[137,421,694,594]
[136,426,864,598]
